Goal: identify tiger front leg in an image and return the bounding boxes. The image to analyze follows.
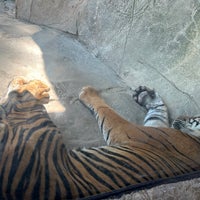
[79,86,133,145]
[133,86,169,127]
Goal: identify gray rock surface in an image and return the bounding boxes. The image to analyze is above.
[16,0,86,34]
[16,0,200,122]
[2,0,200,199]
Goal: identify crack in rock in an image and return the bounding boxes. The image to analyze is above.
[99,86,128,94]
[138,58,200,110]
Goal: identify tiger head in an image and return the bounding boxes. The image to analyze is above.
[172,116,200,138]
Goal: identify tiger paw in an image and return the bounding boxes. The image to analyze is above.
[133,86,164,110]
[79,86,100,107]
[8,77,50,101]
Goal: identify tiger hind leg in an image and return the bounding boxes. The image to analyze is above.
[133,86,169,127]
[7,77,50,102]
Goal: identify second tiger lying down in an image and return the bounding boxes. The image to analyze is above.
[0,77,200,200]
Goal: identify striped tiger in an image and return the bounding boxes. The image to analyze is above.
[0,77,200,200]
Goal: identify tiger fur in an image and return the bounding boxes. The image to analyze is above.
[172,116,200,138]
[0,77,200,200]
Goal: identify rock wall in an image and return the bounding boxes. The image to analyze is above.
[16,0,87,34]
[16,0,200,121]
[77,0,200,121]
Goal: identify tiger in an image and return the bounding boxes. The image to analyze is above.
[0,77,200,200]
